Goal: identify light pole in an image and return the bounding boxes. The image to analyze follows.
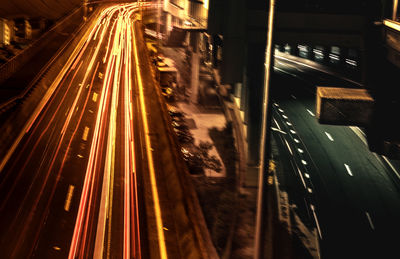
[254,0,276,258]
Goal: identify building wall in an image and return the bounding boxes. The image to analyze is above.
[0,19,10,46]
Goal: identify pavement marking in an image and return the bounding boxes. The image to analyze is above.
[286,121,292,126]
[273,118,282,130]
[307,109,315,117]
[350,126,367,145]
[344,164,353,176]
[304,173,310,178]
[53,246,61,251]
[310,204,323,239]
[325,132,334,141]
[294,138,300,143]
[382,156,400,181]
[278,108,284,113]
[307,187,313,193]
[301,159,308,165]
[77,154,83,158]
[271,127,286,134]
[365,212,375,230]
[273,102,279,107]
[82,126,90,141]
[350,127,400,180]
[297,167,306,189]
[291,94,297,100]
[64,185,75,212]
[284,139,293,155]
[290,129,296,134]
[297,148,304,153]
[92,92,98,102]
[282,115,288,119]
[89,109,94,113]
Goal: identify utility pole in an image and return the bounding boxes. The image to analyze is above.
[254,0,276,258]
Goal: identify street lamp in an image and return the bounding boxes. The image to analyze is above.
[254,1,276,259]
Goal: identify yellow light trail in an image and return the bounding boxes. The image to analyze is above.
[132,18,168,259]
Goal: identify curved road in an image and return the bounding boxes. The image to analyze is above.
[0,4,143,258]
[272,54,400,259]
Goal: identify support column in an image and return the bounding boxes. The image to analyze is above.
[190,32,200,103]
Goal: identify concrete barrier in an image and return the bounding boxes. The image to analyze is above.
[133,20,219,259]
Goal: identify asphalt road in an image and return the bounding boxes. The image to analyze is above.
[272,54,400,259]
[0,4,142,258]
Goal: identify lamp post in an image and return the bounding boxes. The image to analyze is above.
[254,0,276,258]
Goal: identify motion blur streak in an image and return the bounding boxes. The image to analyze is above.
[132,17,168,259]
[68,4,140,258]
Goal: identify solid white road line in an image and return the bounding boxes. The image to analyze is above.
[325,132,334,141]
[307,109,315,117]
[310,204,323,239]
[344,164,353,176]
[365,212,375,230]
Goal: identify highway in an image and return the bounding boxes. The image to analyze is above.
[0,4,143,258]
[272,54,400,259]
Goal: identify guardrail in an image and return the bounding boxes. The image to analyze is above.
[133,20,219,259]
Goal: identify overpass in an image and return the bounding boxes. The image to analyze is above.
[0,2,217,259]
[1,0,400,258]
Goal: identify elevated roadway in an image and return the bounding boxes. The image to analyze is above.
[0,3,216,259]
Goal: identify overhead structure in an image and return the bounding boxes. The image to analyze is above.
[0,0,82,19]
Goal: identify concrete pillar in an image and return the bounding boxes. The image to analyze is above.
[190,32,200,103]
[233,82,242,98]
[190,52,200,103]
[165,12,172,36]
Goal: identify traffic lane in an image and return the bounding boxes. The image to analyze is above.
[0,65,98,259]
[63,6,142,259]
[0,14,110,258]
[271,112,316,230]
[31,62,106,259]
[272,70,400,258]
[274,55,359,89]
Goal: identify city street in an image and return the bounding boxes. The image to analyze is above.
[272,55,400,259]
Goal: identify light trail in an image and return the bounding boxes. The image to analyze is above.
[132,16,168,259]
[68,6,122,258]
[69,4,142,258]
